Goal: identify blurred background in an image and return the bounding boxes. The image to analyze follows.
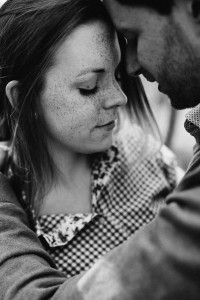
[141,77,195,170]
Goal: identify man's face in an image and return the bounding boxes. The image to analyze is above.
[104,0,200,109]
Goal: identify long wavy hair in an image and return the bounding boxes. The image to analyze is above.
[0,0,159,211]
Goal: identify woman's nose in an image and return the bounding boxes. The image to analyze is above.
[103,81,127,109]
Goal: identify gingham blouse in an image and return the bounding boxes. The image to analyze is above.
[23,124,178,279]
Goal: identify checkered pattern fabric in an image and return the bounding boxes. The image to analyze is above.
[185,103,200,143]
[28,124,178,279]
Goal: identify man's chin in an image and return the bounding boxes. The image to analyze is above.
[157,84,200,110]
[169,94,200,110]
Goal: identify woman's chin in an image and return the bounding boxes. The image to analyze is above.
[84,138,113,154]
[97,136,113,152]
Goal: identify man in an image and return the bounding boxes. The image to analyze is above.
[76,0,200,299]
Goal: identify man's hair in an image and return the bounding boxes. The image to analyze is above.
[116,0,174,14]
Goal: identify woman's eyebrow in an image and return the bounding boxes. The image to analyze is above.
[76,68,105,77]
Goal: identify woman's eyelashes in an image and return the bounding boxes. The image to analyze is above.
[79,85,99,96]
[78,68,122,97]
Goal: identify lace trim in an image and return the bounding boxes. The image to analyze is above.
[36,213,98,247]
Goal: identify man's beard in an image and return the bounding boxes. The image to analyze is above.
[157,21,200,110]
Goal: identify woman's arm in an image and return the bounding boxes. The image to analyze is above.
[0,173,84,300]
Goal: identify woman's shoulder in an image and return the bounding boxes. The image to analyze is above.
[116,121,175,160]
[0,172,32,226]
[115,122,180,187]
[115,122,161,162]
[0,172,18,205]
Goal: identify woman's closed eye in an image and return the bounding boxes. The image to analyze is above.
[79,85,99,96]
[78,66,121,96]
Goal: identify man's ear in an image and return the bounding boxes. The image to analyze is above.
[190,0,200,21]
[5,80,19,108]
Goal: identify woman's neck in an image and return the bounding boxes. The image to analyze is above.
[38,138,92,216]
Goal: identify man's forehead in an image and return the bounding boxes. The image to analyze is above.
[104,0,151,30]
[104,0,175,16]
[104,0,135,23]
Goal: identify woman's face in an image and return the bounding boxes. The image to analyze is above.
[40,20,127,154]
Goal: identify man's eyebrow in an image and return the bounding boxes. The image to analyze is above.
[77,68,105,77]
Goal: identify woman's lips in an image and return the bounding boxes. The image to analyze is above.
[97,120,116,131]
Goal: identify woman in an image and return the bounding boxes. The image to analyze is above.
[0,0,179,297]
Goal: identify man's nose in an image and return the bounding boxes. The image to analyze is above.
[126,45,142,77]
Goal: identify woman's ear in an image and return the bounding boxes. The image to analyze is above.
[5,80,19,108]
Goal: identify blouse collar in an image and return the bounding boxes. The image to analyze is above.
[34,145,119,247]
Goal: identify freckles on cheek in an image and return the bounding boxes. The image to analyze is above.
[42,80,67,113]
[42,74,102,140]
[42,78,78,120]
[85,92,103,126]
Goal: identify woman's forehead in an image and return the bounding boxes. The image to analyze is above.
[51,21,120,75]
